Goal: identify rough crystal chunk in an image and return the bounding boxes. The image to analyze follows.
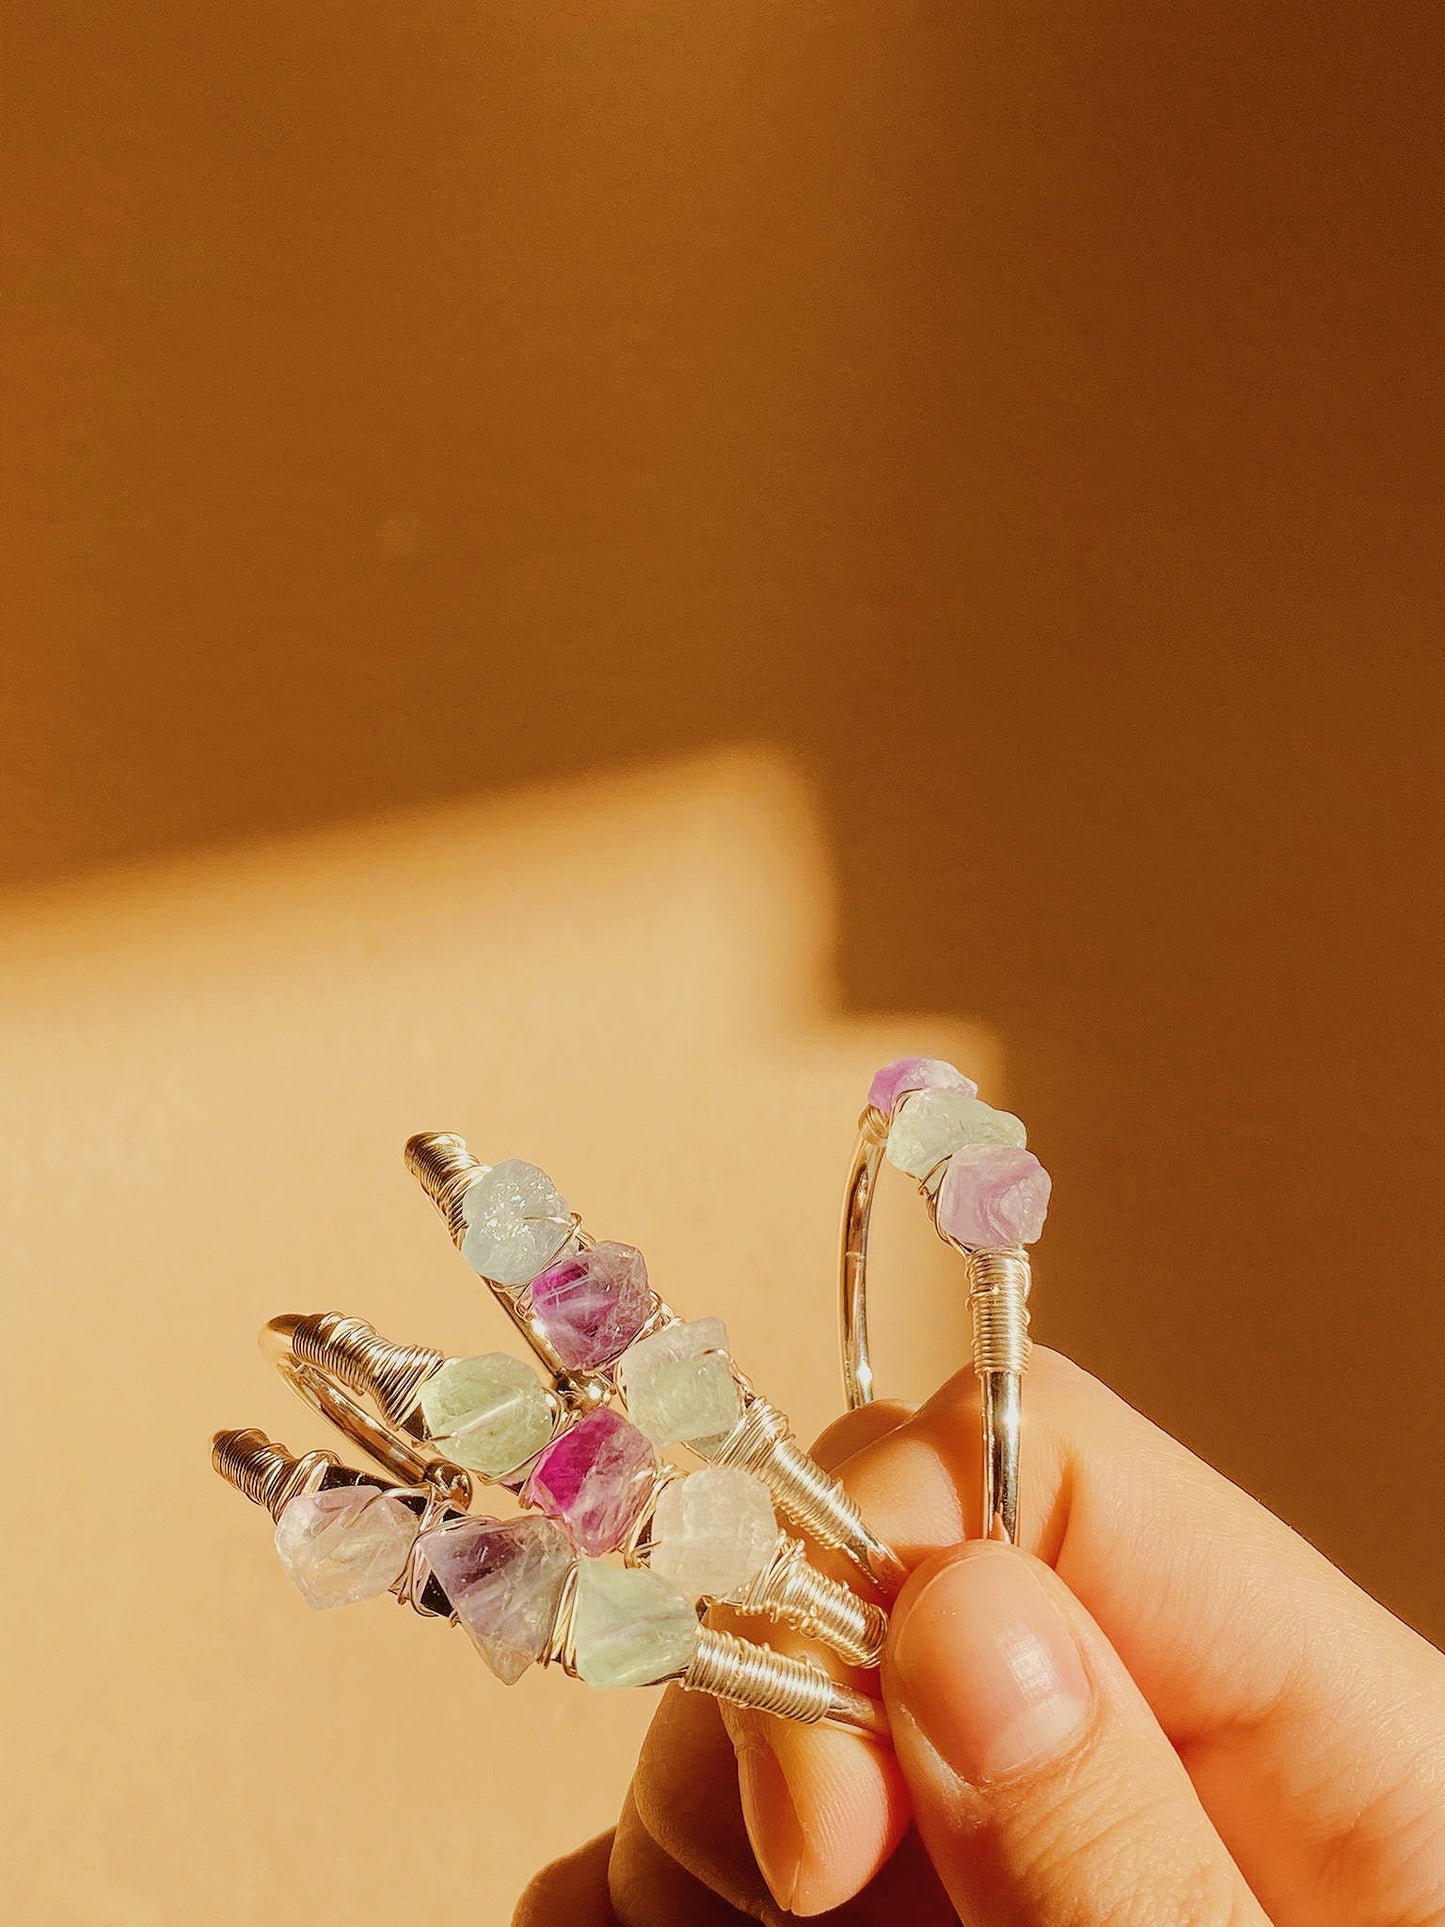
[415,1514,573,1684]
[273,1484,418,1610]
[936,1143,1051,1248]
[460,1158,576,1288]
[529,1241,654,1370]
[418,1352,554,1477]
[887,1090,1028,1183]
[525,1406,656,1555]
[618,1317,741,1449]
[867,1056,977,1117]
[571,1560,699,1689]
[649,1466,780,1600]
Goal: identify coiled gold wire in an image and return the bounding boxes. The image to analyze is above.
[966,1249,1032,1374]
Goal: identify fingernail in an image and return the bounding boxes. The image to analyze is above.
[889,1547,1092,1782]
[736,1739,802,1911]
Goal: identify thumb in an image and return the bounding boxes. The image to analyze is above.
[882,1543,1268,1927]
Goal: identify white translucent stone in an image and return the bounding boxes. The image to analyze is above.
[618,1317,741,1448]
[418,1352,554,1476]
[571,1560,699,1689]
[649,1467,780,1600]
[459,1158,576,1287]
[273,1485,418,1610]
[886,1090,1027,1182]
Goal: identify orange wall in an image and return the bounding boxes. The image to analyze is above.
[4,5,1442,1922]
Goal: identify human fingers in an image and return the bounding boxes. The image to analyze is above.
[721,1400,916,1913]
[512,1828,621,1925]
[885,1541,1268,1927]
[795,1348,1445,1922]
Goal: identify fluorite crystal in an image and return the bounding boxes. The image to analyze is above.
[525,1406,656,1555]
[415,1513,574,1684]
[273,1484,419,1610]
[418,1352,555,1477]
[570,1560,700,1689]
[618,1317,741,1449]
[936,1142,1052,1247]
[867,1056,977,1116]
[459,1158,576,1288]
[886,1090,1028,1182]
[529,1241,654,1370]
[649,1466,780,1600]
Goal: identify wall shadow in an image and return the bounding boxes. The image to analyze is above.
[6,0,1443,1665]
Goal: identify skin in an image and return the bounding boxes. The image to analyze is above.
[515,1349,1445,1924]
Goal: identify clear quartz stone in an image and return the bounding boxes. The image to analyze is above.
[418,1352,555,1477]
[459,1158,577,1288]
[618,1317,742,1449]
[649,1467,780,1601]
[415,1514,574,1685]
[886,1090,1028,1182]
[273,1485,419,1610]
[570,1560,700,1689]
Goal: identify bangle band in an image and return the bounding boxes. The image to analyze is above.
[211,1425,889,1739]
[265,1310,887,1668]
[404,1131,906,1595]
[840,1056,1051,1545]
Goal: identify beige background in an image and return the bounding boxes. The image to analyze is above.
[3,3,1443,1923]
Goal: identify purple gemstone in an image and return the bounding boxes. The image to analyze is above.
[415,1513,574,1685]
[525,1406,655,1555]
[867,1056,978,1117]
[936,1143,1051,1248]
[530,1241,654,1370]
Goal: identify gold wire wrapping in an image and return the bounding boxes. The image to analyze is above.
[712,1395,906,1594]
[282,1311,447,1425]
[732,1534,888,1669]
[403,1131,489,1243]
[965,1248,1033,1374]
[210,1428,337,1519]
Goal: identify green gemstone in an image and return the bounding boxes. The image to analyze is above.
[618,1317,741,1448]
[418,1352,554,1477]
[886,1090,1027,1182]
[570,1561,699,1688]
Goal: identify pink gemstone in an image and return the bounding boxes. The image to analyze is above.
[525,1406,655,1555]
[867,1056,978,1116]
[936,1143,1051,1248]
[530,1241,654,1370]
[415,1514,574,1685]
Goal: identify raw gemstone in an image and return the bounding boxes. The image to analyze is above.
[649,1466,780,1601]
[529,1241,654,1370]
[571,1560,700,1689]
[936,1143,1052,1248]
[867,1056,978,1116]
[415,1513,574,1684]
[887,1091,1028,1183]
[618,1317,741,1449]
[418,1352,554,1477]
[459,1158,576,1288]
[273,1484,418,1610]
[526,1406,656,1555]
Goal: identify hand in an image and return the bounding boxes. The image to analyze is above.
[516,1349,1445,1923]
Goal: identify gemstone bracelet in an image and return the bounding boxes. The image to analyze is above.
[263,1310,886,1669]
[403,1131,906,1595]
[840,1057,1051,1544]
[211,1425,888,1734]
